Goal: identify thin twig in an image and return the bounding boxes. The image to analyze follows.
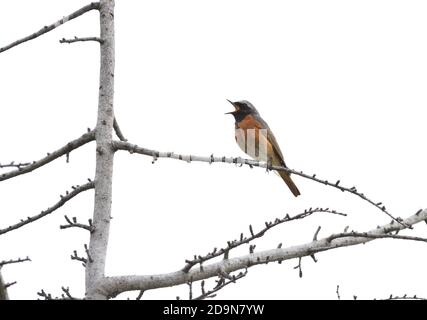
[113,117,127,141]
[336,285,341,300]
[135,290,144,300]
[4,281,17,289]
[293,257,303,278]
[313,226,321,241]
[0,130,95,182]
[0,162,31,169]
[37,289,53,300]
[60,215,94,232]
[0,2,100,53]
[71,250,87,267]
[60,36,103,44]
[37,287,80,300]
[60,286,79,300]
[192,269,248,300]
[113,141,405,227]
[84,244,93,263]
[71,244,92,268]
[0,181,94,235]
[0,256,31,268]
[378,294,427,301]
[327,231,427,244]
[182,207,345,272]
[187,281,193,300]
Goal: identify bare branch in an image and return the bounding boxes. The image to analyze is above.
[113,141,404,226]
[0,256,31,268]
[60,36,104,44]
[37,287,80,300]
[313,226,321,241]
[0,130,95,182]
[60,286,79,300]
[71,244,93,268]
[100,209,427,298]
[187,281,193,300]
[182,207,346,273]
[0,181,94,236]
[71,250,87,267]
[60,215,94,232]
[37,289,53,300]
[327,231,427,244]
[4,281,17,289]
[0,2,100,53]
[135,290,144,300]
[113,117,127,142]
[84,244,93,263]
[192,269,248,300]
[378,294,427,301]
[0,162,31,169]
[293,257,303,278]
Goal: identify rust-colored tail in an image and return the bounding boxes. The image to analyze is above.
[278,171,300,197]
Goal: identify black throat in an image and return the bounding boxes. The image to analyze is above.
[232,110,250,123]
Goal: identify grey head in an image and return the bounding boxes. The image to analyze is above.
[225,99,260,122]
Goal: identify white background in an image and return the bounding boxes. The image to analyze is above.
[0,0,426,300]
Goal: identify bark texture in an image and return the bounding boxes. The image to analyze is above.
[0,270,9,300]
[85,0,115,300]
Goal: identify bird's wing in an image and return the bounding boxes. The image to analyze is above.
[253,115,287,167]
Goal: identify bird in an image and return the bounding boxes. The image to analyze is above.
[226,99,300,197]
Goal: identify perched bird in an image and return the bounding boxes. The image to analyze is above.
[226,100,300,197]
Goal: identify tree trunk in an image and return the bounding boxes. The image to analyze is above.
[85,0,115,300]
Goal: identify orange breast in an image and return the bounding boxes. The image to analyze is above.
[235,114,260,130]
[235,115,274,161]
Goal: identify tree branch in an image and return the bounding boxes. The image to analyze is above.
[60,36,103,44]
[60,215,94,232]
[192,269,248,300]
[0,257,31,268]
[0,2,100,53]
[182,207,346,273]
[0,162,31,169]
[293,257,303,278]
[0,130,95,182]
[0,181,94,235]
[101,208,427,297]
[326,231,427,244]
[99,209,427,297]
[37,289,53,300]
[71,245,92,268]
[37,287,80,300]
[113,141,405,226]
[60,286,79,300]
[379,294,427,301]
[113,117,127,142]
[135,290,144,300]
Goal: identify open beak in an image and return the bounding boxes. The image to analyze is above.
[225,99,237,115]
